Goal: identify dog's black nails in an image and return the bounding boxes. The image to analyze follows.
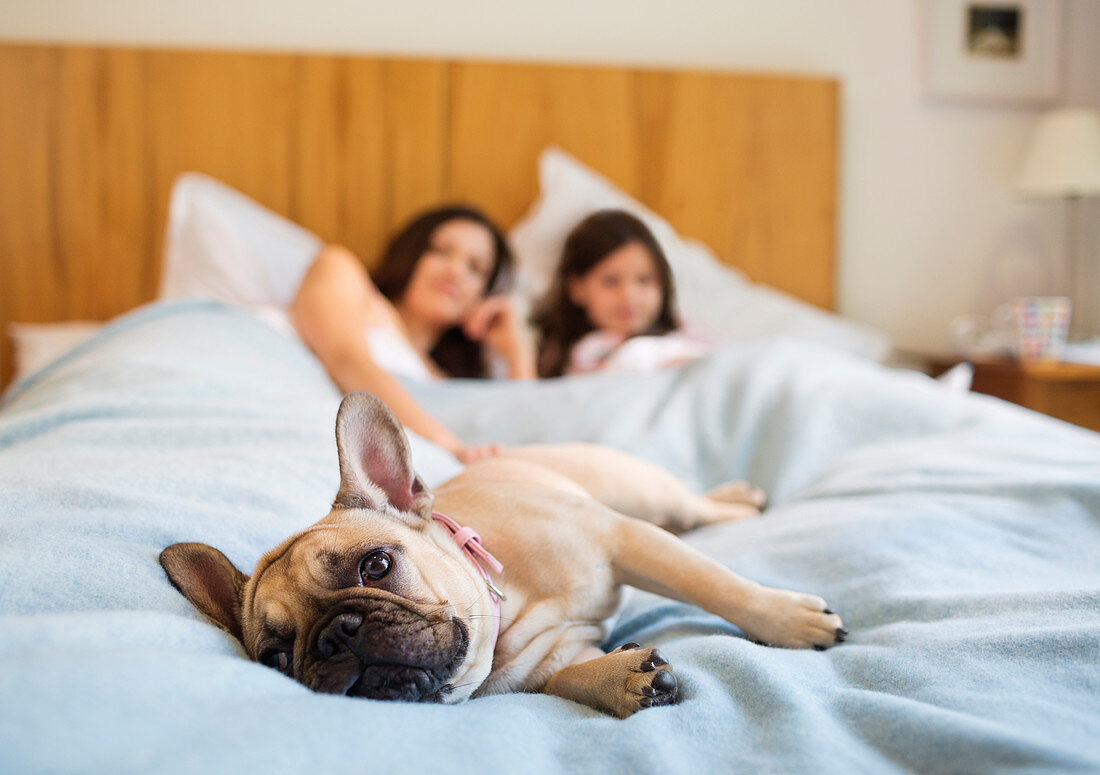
[640,661,656,672]
[836,627,848,637]
[638,697,653,708]
[651,670,677,693]
[836,636,846,643]
[813,644,828,651]
[648,649,669,667]
[641,685,657,697]
[619,642,640,651]
[823,608,835,615]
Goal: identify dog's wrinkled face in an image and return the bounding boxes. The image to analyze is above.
[240,510,488,701]
[160,393,496,703]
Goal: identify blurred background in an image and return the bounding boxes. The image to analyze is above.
[1,0,1098,358]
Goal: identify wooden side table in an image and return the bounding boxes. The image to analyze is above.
[927,355,1100,432]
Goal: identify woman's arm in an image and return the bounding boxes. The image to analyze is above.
[291,245,470,457]
[500,322,538,380]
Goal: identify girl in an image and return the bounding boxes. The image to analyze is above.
[532,209,709,378]
[293,205,537,464]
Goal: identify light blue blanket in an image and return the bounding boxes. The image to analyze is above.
[1,300,1098,775]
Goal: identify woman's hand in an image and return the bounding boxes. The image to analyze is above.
[452,442,506,465]
[464,296,537,379]
[436,427,505,465]
[463,296,522,356]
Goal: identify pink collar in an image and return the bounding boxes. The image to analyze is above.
[431,512,505,646]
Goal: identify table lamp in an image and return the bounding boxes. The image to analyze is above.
[1015,108,1100,338]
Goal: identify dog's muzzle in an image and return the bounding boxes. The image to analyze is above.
[304,599,469,702]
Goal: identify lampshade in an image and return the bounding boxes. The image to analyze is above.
[1015,108,1100,198]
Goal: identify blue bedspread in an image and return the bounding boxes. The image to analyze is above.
[1,300,1098,775]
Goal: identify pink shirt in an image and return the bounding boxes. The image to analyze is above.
[566,328,711,376]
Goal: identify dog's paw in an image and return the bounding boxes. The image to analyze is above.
[606,643,679,717]
[739,589,847,650]
[706,481,767,509]
[685,481,766,530]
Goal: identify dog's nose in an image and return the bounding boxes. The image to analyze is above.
[317,612,364,659]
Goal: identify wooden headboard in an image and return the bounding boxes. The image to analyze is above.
[0,43,838,387]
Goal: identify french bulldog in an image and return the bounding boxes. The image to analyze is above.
[160,392,846,718]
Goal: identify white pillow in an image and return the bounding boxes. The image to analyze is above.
[8,321,104,381]
[509,148,891,360]
[160,173,322,309]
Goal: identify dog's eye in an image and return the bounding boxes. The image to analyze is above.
[260,650,291,674]
[359,550,392,582]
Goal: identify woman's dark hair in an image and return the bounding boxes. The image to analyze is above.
[371,204,513,379]
[531,209,679,378]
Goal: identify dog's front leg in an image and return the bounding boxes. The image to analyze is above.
[609,518,846,649]
[543,644,679,718]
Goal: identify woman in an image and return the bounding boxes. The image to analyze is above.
[292,205,536,464]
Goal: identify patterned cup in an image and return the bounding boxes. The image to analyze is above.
[1012,297,1071,362]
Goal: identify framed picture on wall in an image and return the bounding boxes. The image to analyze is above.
[922,0,1064,103]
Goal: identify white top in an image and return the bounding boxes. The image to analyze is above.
[364,323,436,381]
[566,329,711,376]
[361,283,439,381]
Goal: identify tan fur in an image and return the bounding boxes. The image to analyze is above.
[160,395,844,717]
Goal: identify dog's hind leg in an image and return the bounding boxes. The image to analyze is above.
[604,514,846,650]
[706,480,767,509]
[500,444,761,533]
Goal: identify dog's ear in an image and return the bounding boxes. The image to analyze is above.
[333,392,434,522]
[159,543,249,642]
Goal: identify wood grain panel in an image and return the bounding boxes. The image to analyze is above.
[754,77,838,309]
[637,71,756,270]
[54,47,151,318]
[291,58,449,267]
[292,56,389,264]
[0,46,56,384]
[0,46,58,336]
[638,72,837,309]
[450,62,837,309]
[145,49,297,276]
[448,61,641,229]
[382,59,449,251]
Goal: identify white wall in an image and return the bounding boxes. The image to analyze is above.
[2,0,1098,352]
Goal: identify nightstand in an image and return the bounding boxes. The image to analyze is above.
[927,355,1100,432]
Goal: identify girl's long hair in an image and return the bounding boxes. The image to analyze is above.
[371,205,513,379]
[531,209,678,378]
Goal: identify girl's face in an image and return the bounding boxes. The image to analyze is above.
[567,241,664,338]
[399,218,496,329]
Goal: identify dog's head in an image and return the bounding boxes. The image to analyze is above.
[160,393,496,703]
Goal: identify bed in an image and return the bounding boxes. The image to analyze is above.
[3,299,1099,774]
[2,43,1099,775]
